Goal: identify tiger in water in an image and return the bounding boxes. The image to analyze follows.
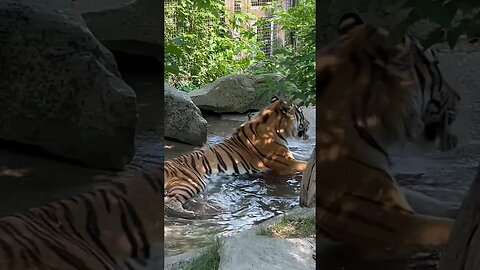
[164,96,311,215]
[314,12,460,261]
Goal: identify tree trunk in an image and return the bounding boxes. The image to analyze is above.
[300,146,316,207]
[440,165,480,270]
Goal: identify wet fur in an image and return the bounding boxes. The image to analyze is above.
[164,98,309,212]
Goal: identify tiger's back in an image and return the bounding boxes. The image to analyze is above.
[0,169,164,270]
[164,97,310,206]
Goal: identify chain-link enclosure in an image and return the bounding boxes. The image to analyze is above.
[165,0,294,56]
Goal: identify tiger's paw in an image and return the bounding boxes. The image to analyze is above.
[164,199,199,219]
[165,198,220,220]
[295,160,308,172]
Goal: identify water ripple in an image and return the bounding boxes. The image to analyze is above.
[164,135,307,256]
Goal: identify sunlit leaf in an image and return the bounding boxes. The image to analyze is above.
[165,65,180,75]
[165,44,183,58]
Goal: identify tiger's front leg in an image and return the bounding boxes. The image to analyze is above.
[279,150,309,173]
[292,159,308,172]
[164,175,205,218]
[164,197,198,219]
[270,159,308,175]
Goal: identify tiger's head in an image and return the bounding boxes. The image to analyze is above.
[317,13,416,148]
[412,45,461,151]
[321,12,460,151]
[246,96,310,141]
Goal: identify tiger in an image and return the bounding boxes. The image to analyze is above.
[0,168,164,269]
[314,12,460,261]
[338,12,461,151]
[164,96,310,215]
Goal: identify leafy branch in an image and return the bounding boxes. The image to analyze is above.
[386,0,480,48]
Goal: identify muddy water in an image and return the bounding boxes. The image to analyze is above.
[164,110,317,257]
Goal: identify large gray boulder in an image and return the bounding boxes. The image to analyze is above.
[219,208,316,270]
[440,165,480,270]
[189,74,293,113]
[0,0,137,170]
[164,84,207,146]
[74,0,161,60]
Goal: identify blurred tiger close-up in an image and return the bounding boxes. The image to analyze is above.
[0,169,164,270]
[315,12,461,261]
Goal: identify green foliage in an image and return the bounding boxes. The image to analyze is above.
[164,0,264,92]
[384,0,480,49]
[315,0,480,49]
[248,0,316,106]
[180,238,222,270]
[165,0,316,106]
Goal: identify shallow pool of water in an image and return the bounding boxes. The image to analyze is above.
[164,112,316,256]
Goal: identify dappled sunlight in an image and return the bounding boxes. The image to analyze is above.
[356,115,381,128]
[314,12,460,263]
[316,53,341,72]
[326,145,345,161]
[0,166,30,178]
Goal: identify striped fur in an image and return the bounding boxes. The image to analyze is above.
[411,41,460,151]
[315,13,457,261]
[299,147,316,208]
[0,169,163,270]
[164,97,309,210]
[338,12,461,151]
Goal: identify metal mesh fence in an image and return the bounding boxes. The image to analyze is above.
[164,0,292,55]
[251,0,273,6]
[165,0,220,41]
[164,0,180,41]
[254,20,279,56]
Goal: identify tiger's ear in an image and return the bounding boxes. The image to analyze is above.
[271,96,280,103]
[246,111,257,121]
[278,100,291,115]
[338,12,365,35]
